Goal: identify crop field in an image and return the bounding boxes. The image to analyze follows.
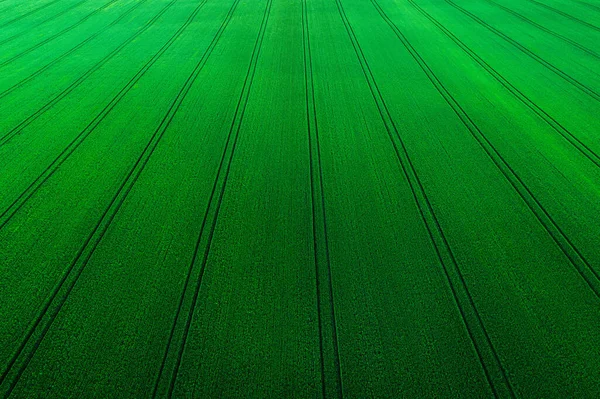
[1,0,600,397]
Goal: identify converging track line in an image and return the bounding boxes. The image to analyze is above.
[302,0,344,397]
[0,0,200,232]
[0,0,92,48]
[0,0,63,29]
[0,0,217,395]
[405,0,600,298]
[0,0,181,147]
[149,0,245,395]
[333,0,517,396]
[407,1,600,173]
[444,0,600,104]
[0,0,150,101]
[151,1,274,397]
[483,0,600,61]
[1,0,598,396]
[0,0,123,68]
[525,0,600,33]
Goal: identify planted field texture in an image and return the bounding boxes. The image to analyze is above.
[1,0,600,397]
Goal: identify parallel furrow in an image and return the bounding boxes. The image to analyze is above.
[0,0,63,29]
[302,0,343,397]
[155,1,273,396]
[444,0,600,103]
[167,3,271,390]
[484,0,600,60]
[386,0,600,296]
[578,1,600,13]
[335,0,517,396]
[0,0,149,101]
[0,0,120,68]
[0,1,217,395]
[0,0,180,147]
[0,0,90,47]
[526,0,600,32]
[408,2,600,176]
[148,1,245,395]
[0,0,195,231]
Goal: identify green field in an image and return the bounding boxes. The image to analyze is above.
[1,0,600,397]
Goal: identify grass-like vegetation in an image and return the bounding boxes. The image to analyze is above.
[1,0,600,397]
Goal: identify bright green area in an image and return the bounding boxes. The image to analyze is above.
[1,0,600,397]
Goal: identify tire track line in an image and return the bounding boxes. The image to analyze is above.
[148,0,244,394]
[0,0,195,231]
[0,0,180,146]
[484,0,600,60]
[0,0,90,47]
[577,1,600,14]
[334,0,516,396]
[526,0,600,33]
[152,1,273,397]
[444,0,600,104]
[0,0,149,101]
[0,0,121,68]
[302,0,343,397]
[0,0,217,394]
[0,0,63,29]
[382,0,600,296]
[407,2,600,175]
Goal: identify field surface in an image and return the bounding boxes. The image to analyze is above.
[1,0,600,397]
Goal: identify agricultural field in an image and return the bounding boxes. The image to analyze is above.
[0,0,599,397]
